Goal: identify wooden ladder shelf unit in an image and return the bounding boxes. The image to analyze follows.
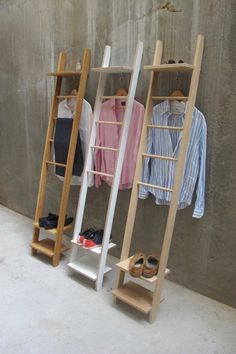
[68,42,143,291]
[112,35,204,322]
[31,48,91,266]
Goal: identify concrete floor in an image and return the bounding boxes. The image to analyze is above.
[0,205,235,354]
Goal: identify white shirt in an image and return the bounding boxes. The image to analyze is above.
[55,98,94,186]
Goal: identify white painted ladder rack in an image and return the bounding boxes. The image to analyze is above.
[112,35,204,322]
[68,42,143,291]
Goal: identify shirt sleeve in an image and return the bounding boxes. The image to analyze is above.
[138,111,154,199]
[192,118,207,218]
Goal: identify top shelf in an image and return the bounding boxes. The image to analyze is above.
[47,71,82,77]
[144,63,194,72]
[92,66,133,74]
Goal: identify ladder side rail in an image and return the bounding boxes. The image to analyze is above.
[34,52,66,224]
[96,42,143,291]
[115,40,163,289]
[150,34,204,322]
[53,48,91,266]
[70,46,111,262]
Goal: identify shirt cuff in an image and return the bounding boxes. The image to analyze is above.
[192,206,204,219]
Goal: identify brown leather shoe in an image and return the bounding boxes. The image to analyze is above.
[129,253,145,277]
[142,254,160,278]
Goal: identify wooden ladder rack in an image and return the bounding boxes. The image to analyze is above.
[68,42,143,291]
[31,48,91,266]
[112,35,204,322]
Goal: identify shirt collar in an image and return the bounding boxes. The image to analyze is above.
[162,99,187,118]
[103,98,126,109]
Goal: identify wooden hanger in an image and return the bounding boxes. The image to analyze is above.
[70,88,78,96]
[170,90,185,115]
[115,88,128,96]
[170,89,184,100]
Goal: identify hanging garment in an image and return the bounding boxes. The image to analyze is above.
[54,98,94,186]
[139,100,207,218]
[54,118,84,176]
[94,99,145,190]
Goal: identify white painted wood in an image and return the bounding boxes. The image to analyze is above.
[68,255,112,281]
[70,239,116,254]
[92,66,132,73]
[68,43,143,290]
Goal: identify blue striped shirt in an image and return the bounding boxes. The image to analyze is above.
[139,100,207,218]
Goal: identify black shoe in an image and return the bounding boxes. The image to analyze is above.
[39,213,58,227]
[44,216,74,230]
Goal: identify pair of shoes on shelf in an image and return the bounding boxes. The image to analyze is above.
[39,213,74,230]
[129,252,160,278]
[166,59,184,64]
[77,228,112,249]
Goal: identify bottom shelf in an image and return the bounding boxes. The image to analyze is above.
[31,238,69,257]
[68,255,112,281]
[112,281,153,314]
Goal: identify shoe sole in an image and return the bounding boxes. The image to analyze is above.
[82,243,102,249]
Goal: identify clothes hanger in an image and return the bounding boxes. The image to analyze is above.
[169,70,186,115]
[170,89,184,99]
[169,90,186,115]
[115,88,128,96]
[70,88,78,96]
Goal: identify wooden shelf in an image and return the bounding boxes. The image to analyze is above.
[68,255,112,280]
[144,63,194,72]
[92,66,132,74]
[116,256,170,284]
[71,239,116,254]
[47,71,82,77]
[112,281,153,314]
[33,222,73,235]
[31,238,68,257]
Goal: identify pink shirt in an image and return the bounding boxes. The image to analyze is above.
[94,99,144,189]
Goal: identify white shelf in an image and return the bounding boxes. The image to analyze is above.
[68,255,112,281]
[71,239,116,254]
[92,66,133,74]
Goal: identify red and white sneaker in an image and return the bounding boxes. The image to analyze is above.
[82,229,104,249]
[76,228,95,245]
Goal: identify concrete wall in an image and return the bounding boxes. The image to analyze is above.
[0,0,235,307]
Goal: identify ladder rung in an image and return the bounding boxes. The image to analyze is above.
[101,96,128,100]
[47,70,82,77]
[142,153,177,161]
[92,66,132,74]
[152,96,188,101]
[91,145,118,152]
[46,160,66,168]
[147,124,183,131]
[138,181,173,192]
[87,170,114,178]
[95,121,123,126]
[49,139,54,143]
[56,95,77,99]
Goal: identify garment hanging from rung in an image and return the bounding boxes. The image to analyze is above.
[94,99,145,190]
[55,98,94,186]
[139,100,207,218]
